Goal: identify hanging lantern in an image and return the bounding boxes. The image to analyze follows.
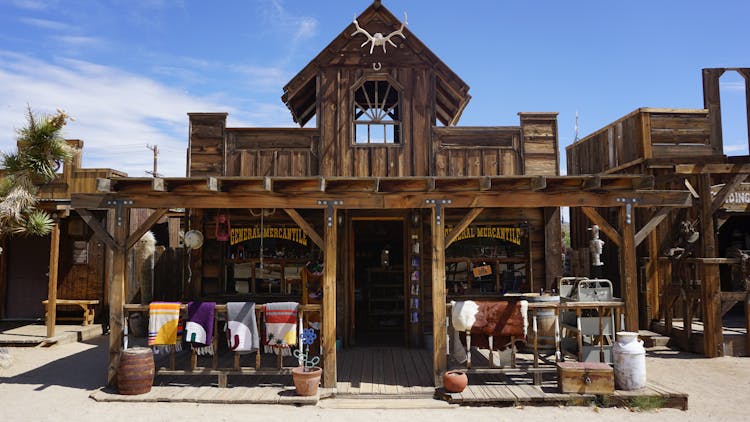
[215,212,231,242]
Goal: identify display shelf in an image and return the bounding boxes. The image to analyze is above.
[367,268,405,332]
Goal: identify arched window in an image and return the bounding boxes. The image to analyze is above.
[353,78,401,144]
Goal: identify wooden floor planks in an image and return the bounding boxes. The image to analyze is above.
[91,346,687,410]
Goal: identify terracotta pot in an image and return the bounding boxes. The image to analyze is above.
[292,366,322,396]
[442,370,468,393]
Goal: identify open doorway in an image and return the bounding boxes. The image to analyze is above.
[351,218,405,346]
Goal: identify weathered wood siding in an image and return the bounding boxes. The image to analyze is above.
[36,140,126,200]
[520,113,560,176]
[226,128,319,177]
[433,127,520,176]
[317,67,434,177]
[56,215,105,301]
[566,108,716,175]
[189,113,226,177]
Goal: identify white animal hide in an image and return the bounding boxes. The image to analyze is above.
[451,300,479,332]
[135,231,156,261]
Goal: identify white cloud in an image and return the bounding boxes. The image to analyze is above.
[230,64,288,92]
[9,0,53,11]
[724,142,749,154]
[263,0,319,43]
[0,51,238,177]
[19,17,73,31]
[53,35,106,47]
[720,81,745,92]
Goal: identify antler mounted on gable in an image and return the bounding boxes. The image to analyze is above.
[351,12,408,54]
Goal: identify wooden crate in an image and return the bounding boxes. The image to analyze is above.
[557,361,614,394]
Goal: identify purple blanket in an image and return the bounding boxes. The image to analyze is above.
[185,301,215,355]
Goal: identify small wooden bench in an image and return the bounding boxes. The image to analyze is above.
[42,299,100,325]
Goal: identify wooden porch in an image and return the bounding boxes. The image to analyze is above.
[90,346,687,409]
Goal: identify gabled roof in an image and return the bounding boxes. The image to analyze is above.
[281,0,471,127]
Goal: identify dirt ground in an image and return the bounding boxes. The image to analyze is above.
[1,335,750,422]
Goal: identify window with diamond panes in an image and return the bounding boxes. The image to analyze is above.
[353,79,401,144]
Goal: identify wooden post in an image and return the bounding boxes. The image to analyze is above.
[739,69,750,156]
[544,207,562,291]
[108,209,129,386]
[698,174,724,357]
[646,231,661,322]
[431,204,447,386]
[619,205,639,331]
[45,219,60,338]
[702,68,726,154]
[322,204,337,388]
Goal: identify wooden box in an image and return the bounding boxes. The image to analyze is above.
[557,361,614,394]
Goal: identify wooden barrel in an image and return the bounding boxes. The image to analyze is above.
[117,347,154,395]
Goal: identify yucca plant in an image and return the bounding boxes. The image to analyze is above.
[0,107,73,239]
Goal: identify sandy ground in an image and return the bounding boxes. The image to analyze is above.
[1,335,750,422]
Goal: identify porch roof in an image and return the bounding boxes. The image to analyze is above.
[71,174,692,210]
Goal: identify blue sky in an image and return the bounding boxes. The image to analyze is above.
[1,0,748,177]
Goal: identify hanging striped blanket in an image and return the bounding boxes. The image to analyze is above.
[226,302,259,353]
[185,301,215,355]
[148,302,182,353]
[263,302,298,356]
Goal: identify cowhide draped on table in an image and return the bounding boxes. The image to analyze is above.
[455,300,527,351]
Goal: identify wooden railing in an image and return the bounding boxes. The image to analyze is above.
[123,303,321,387]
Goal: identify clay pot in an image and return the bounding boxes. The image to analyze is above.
[442,369,468,393]
[292,366,322,396]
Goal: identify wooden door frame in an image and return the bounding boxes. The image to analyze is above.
[346,212,409,347]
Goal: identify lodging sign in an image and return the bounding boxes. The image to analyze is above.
[711,183,750,212]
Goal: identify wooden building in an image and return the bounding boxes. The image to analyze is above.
[73,1,692,388]
[567,68,750,357]
[0,140,124,336]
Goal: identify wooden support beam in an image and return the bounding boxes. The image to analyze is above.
[582,176,601,191]
[76,208,118,251]
[580,207,622,247]
[634,207,671,247]
[126,209,168,250]
[152,178,165,191]
[698,174,724,357]
[646,231,661,322]
[445,208,484,247]
[96,178,111,192]
[321,205,337,388]
[283,208,324,250]
[45,220,60,338]
[207,177,219,191]
[108,209,129,386]
[431,204,447,386]
[711,173,749,214]
[676,163,750,174]
[740,69,750,153]
[544,207,562,291]
[531,176,547,191]
[619,205,639,331]
[703,68,725,154]
[73,189,694,210]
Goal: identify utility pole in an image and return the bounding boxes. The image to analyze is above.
[145,144,161,177]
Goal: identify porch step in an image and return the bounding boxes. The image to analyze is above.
[639,330,671,348]
[319,397,455,409]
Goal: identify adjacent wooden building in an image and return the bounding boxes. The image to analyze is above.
[567,68,750,357]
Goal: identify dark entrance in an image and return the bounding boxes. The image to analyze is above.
[4,235,50,319]
[352,218,405,346]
